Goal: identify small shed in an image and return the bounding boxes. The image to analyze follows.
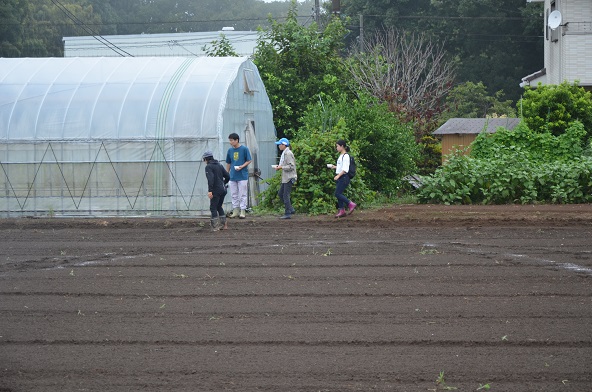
[434,118,521,162]
[0,56,276,217]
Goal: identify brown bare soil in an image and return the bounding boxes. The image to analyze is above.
[1,204,591,391]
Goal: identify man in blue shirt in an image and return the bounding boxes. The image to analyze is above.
[225,132,252,219]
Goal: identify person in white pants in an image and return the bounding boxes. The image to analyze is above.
[225,132,252,219]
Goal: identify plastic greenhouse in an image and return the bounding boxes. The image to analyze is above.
[0,56,276,217]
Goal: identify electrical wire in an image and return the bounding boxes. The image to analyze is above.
[12,15,310,28]
[49,0,134,57]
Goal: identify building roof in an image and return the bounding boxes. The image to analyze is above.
[520,68,547,88]
[433,118,522,135]
[63,31,260,58]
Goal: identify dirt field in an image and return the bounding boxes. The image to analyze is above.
[1,204,591,392]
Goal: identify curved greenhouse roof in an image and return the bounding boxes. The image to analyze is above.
[0,56,259,140]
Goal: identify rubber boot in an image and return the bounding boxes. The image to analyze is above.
[228,208,240,218]
[210,218,220,231]
[239,209,246,219]
[219,216,228,230]
[347,201,357,215]
[335,208,346,218]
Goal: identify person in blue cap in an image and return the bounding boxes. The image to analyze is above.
[273,137,297,219]
[203,150,230,231]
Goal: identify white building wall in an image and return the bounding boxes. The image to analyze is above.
[543,0,592,86]
[565,35,592,85]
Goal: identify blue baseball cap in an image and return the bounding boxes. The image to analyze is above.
[275,137,290,146]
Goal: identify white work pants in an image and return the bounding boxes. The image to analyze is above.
[229,180,248,210]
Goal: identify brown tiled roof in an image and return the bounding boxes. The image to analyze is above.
[433,118,521,135]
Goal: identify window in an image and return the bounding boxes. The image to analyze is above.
[243,69,258,94]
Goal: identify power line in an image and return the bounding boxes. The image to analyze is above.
[362,14,530,21]
[10,15,310,28]
[49,0,133,56]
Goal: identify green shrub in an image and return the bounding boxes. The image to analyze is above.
[416,135,442,176]
[297,93,419,195]
[471,121,587,162]
[419,122,592,204]
[258,119,374,214]
[417,152,592,205]
[519,81,592,141]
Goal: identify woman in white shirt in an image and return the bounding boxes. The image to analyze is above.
[327,139,356,218]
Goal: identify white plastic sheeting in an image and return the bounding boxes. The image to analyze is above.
[0,57,276,217]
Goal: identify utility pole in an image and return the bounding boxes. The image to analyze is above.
[314,0,321,25]
[359,14,364,51]
[332,0,341,16]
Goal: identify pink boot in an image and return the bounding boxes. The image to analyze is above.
[347,201,357,214]
[335,208,346,218]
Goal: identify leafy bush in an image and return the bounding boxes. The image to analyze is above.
[252,4,349,136]
[416,135,442,176]
[418,122,592,204]
[258,119,374,214]
[519,81,592,141]
[202,34,239,57]
[418,152,592,205]
[297,93,419,195]
[471,121,587,162]
[441,81,516,120]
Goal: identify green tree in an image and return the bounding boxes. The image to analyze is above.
[252,0,350,137]
[519,81,592,142]
[431,0,542,103]
[442,81,516,120]
[0,0,314,56]
[347,28,456,140]
[203,33,239,57]
[341,0,433,33]
[341,0,543,103]
[0,0,28,56]
[19,0,103,57]
[87,0,119,35]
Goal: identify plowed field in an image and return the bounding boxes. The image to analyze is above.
[1,204,591,391]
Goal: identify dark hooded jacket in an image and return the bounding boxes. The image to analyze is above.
[205,159,230,196]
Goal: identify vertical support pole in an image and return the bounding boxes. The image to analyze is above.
[314,0,320,25]
[359,14,364,52]
[332,0,341,16]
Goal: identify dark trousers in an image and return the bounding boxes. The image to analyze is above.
[210,191,226,218]
[278,180,294,214]
[334,175,351,209]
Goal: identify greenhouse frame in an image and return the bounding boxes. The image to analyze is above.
[0,56,276,218]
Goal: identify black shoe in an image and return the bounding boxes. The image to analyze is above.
[289,209,296,215]
[279,214,291,219]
